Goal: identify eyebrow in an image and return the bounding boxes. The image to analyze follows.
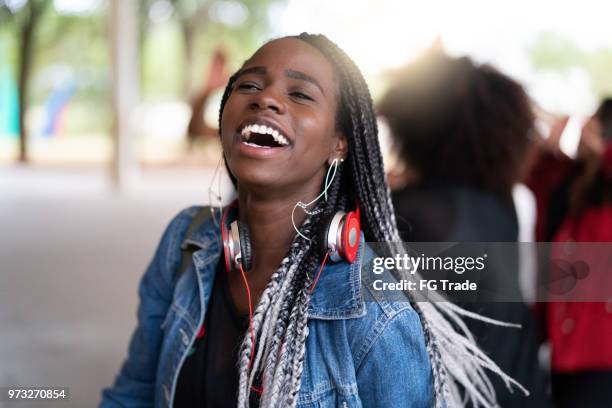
[236,66,325,95]
[236,66,267,77]
[285,69,325,95]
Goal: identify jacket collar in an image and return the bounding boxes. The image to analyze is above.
[181,208,366,320]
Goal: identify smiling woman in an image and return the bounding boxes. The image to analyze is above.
[99,33,515,408]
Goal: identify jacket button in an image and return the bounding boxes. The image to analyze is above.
[561,318,574,334]
[179,328,190,346]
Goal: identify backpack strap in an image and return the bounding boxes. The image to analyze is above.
[177,206,212,279]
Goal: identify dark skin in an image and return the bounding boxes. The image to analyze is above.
[220,38,348,314]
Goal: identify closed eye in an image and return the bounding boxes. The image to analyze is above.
[236,82,261,91]
[289,91,314,101]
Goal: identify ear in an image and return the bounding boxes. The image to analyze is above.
[329,131,348,165]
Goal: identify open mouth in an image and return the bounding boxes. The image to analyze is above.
[239,123,290,148]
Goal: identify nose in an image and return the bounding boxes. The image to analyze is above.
[249,86,286,114]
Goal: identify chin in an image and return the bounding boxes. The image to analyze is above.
[232,162,288,189]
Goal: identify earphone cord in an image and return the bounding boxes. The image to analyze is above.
[310,251,330,294]
[238,262,256,373]
[208,156,225,228]
[242,252,330,399]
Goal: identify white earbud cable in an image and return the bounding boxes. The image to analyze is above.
[291,158,339,241]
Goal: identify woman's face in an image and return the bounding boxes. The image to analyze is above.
[221,38,346,195]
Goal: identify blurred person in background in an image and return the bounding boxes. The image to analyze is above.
[186,48,229,146]
[378,46,552,407]
[526,99,612,408]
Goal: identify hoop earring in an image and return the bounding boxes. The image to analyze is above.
[291,158,339,241]
[208,155,224,228]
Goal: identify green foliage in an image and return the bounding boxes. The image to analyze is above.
[1,1,113,140]
[530,31,612,99]
[142,20,185,99]
[0,0,49,27]
[0,0,286,140]
[140,0,285,99]
[531,32,583,69]
[0,25,18,70]
[583,48,612,98]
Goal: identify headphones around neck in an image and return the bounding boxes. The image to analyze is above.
[221,204,361,272]
[220,202,361,382]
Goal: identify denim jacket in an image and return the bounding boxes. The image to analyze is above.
[100,206,433,407]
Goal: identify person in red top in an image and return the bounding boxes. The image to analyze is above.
[526,98,612,408]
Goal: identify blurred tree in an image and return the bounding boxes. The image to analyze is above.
[141,0,284,96]
[1,1,109,161]
[0,0,51,162]
[531,32,612,99]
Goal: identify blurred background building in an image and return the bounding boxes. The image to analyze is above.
[1,0,611,406]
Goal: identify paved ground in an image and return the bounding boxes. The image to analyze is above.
[0,165,232,407]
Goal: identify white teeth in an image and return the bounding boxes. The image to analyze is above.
[275,134,289,146]
[240,123,290,146]
[241,127,251,140]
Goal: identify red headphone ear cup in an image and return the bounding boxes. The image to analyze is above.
[341,211,360,263]
[320,210,361,263]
